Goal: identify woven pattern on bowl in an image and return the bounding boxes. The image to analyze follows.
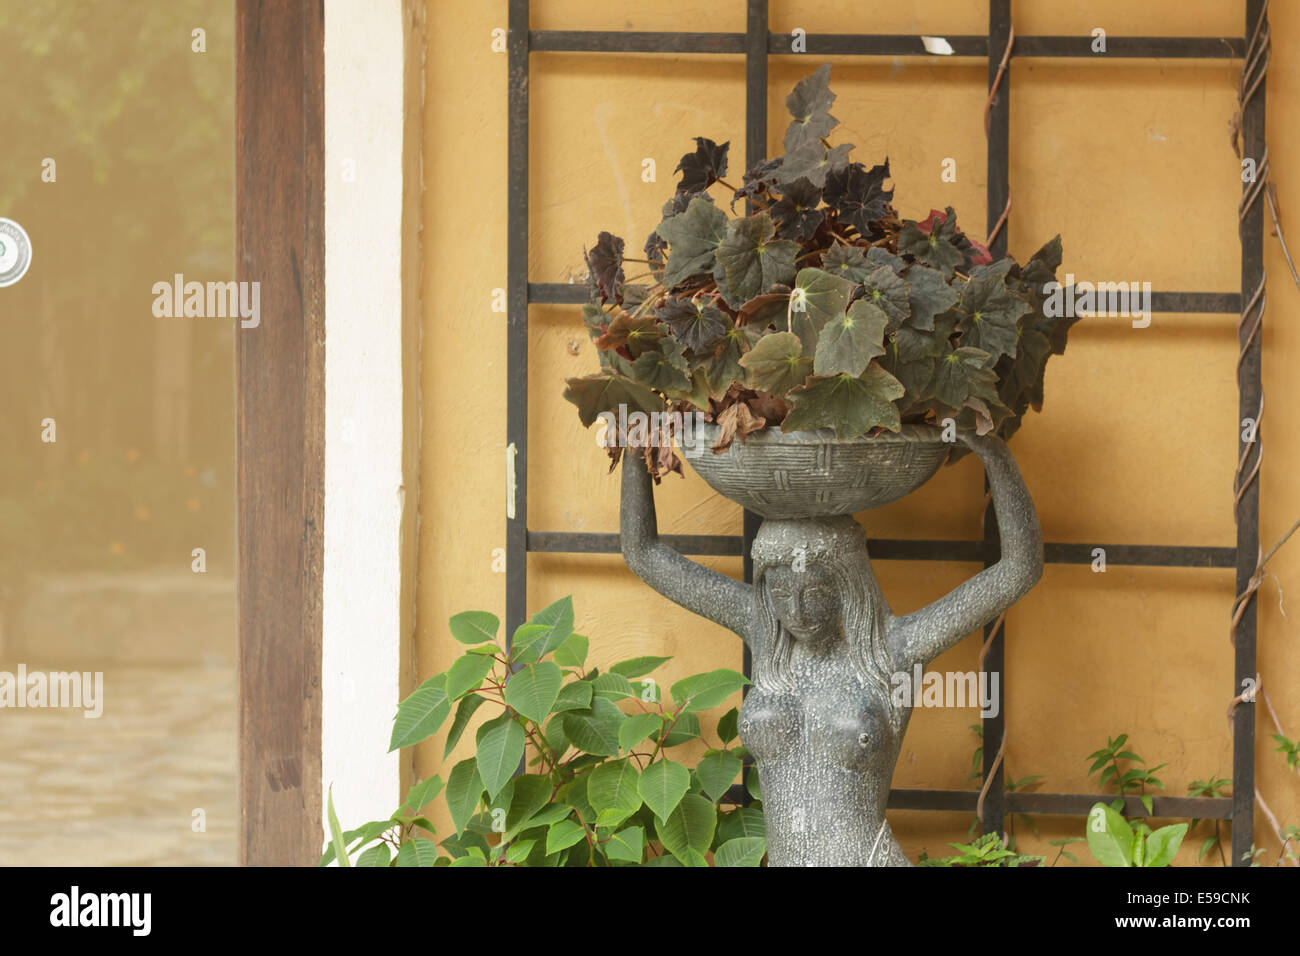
[683,423,948,518]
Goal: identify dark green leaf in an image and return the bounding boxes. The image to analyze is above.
[860,265,910,329]
[739,331,812,396]
[563,374,665,429]
[814,299,889,377]
[656,197,729,288]
[716,213,799,303]
[790,267,858,354]
[656,297,730,352]
[958,275,1031,362]
[774,143,851,189]
[821,244,872,281]
[717,707,739,744]
[823,159,892,237]
[783,365,905,438]
[584,231,625,304]
[783,63,838,151]
[674,137,730,194]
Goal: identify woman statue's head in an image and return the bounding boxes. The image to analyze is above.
[750,516,893,701]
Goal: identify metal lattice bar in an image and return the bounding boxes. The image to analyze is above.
[528,532,1238,569]
[530,282,1244,314]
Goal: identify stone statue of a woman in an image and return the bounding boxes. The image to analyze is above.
[619,431,1043,866]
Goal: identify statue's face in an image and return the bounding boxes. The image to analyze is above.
[764,564,841,644]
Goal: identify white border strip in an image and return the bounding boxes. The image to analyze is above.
[322,0,417,849]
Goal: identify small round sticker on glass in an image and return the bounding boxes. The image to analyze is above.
[0,218,33,288]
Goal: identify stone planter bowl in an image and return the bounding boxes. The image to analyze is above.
[681,422,949,519]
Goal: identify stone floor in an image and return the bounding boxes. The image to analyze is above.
[0,664,237,866]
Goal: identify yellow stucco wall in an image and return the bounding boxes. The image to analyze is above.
[418,0,1300,865]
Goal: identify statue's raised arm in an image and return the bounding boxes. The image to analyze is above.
[620,453,758,646]
[887,433,1044,672]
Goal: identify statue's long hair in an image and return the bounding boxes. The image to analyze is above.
[751,518,899,731]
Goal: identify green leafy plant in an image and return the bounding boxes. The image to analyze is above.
[564,63,1075,478]
[322,597,765,867]
[1048,836,1086,866]
[1186,774,1232,866]
[1272,733,1299,771]
[1085,733,1165,815]
[918,832,1043,867]
[1085,802,1187,867]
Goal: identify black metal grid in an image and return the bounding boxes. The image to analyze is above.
[507,0,1264,863]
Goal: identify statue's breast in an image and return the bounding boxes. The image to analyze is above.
[738,675,898,774]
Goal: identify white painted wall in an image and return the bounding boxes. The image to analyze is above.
[322,0,419,850]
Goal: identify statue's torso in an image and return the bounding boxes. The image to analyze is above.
[737,650,911,866]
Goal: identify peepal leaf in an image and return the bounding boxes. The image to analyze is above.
[656,297,729,352]
[715,213,799,303]
[503,661,563,723]
[783,365,905,438]
[563,374,665,428]
[656,793,717,864]
[823,160,893,237]
[674,137,730,194]
[958,276,1031,362]
[656,197,729,288]
[476,716,525,800]
[784,63,838,151]
[738,331,812,396]
[390,673,450,751]
[638,759,691,821]
[584,231,625,304]
[814,299,889,377]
